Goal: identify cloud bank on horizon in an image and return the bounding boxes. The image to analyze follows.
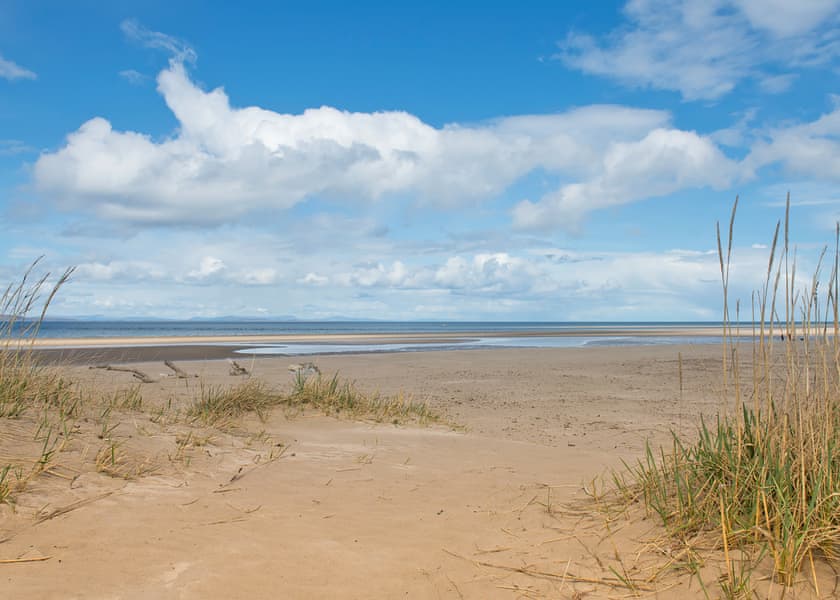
[3,2,840,320]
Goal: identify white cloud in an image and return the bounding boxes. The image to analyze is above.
[710,108,758,147]
[188,256,226,280]
[0,139,35,156]
[120,19,196,64]
[758,73,798,94]
[733,0,840,37]
[433,253,535,292]
[299,273,328,286]
[119,69,148,85]
[745,106,840,180]
[237,267,278,285]
[0,54,36,81]
[74,250,281,289]
[33,52,732,230]
[558,0,840,100]
[513,128,737,230]
[337,261,412,288]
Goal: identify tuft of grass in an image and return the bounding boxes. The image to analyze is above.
[188,372,443,427]
[0,464,11,504]
[286,372,442,425]
[188,379,280,425]
[105,385,143,411]
[611,196,840,592]
[94,439,156,480]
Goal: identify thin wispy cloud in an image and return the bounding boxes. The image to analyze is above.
[120,18,197,64]
[557,0,840,101]
[0,139,35,156]
[118,69,149,85]
[0,54,36,81]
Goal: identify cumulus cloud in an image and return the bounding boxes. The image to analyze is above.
[512,128,737,230]
[75,253,279,288]
[558,0,840,100]
[188,256,226,280]
[0,54,36,81]
[301,248,749,302]
[33,41,736,230]
[298,273,328,286]
[75,260,166,282]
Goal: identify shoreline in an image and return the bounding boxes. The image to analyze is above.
[20,326,731,348]
[16,328,730,364]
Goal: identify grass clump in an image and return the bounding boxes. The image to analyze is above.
[286,372,442,425]
[188,379,280,425]
[0,259,76,419]
[612,197,840,593]
[188,372,442,427]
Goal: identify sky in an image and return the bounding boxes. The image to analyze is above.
[2,0,840,321]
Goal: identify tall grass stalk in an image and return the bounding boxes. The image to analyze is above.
[0,260,76,503]
[618,197,840,590]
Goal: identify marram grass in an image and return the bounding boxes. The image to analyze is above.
[0,260,77,504]
[189,372,442,427]
[611,197,840,593]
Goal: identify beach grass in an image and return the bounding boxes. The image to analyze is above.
[609,197,840,594]
[0,262,444,503]
[0,260,78,502]
[188,372,443,427]
[188,379,280,425]
[286,372,442,424]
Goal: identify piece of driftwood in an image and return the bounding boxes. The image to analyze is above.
[90,365,154,383]
[228,360,250,376]
[164,360,197,379]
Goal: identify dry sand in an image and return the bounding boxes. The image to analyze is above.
[0,342,831,598]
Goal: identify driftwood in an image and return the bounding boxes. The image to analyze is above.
[228,360,250,376]
[164,360,197,379]
[90,365,154,383]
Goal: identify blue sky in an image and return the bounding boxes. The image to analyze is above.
[2,0,840,320]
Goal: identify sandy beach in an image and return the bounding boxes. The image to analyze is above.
[0,341,830,598]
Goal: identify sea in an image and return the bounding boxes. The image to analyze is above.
[20,320,725,356]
